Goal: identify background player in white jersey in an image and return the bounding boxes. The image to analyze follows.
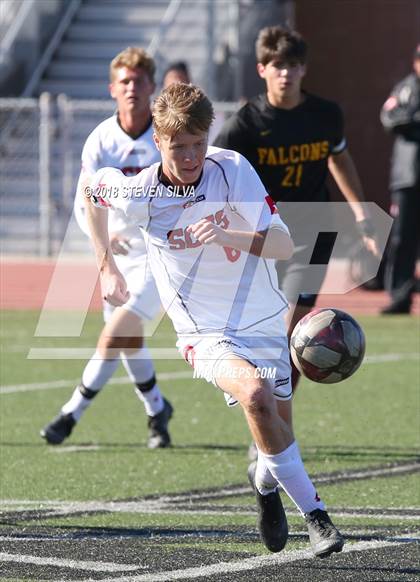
[84,83,345,559]
[41,48,173,449]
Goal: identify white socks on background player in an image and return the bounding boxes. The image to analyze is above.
[256,441,325,515]
[61,347,164,420]
[121,349,164,416]
[61,353,119,420]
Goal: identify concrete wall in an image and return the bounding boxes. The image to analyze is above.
[295,0,419,210]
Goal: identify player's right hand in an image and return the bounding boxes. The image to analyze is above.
[100,270,130,306]
[110,234,131,256]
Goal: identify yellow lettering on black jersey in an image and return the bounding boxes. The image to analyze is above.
[300,144,310,162]
[267,149,277,165]
[278,147,289,165]
[289,145,299,163]
[320,140,329,157]
[310,142,321,160]
[257,141,331,166]
[257,147,268,164]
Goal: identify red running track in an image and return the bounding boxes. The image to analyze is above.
[1,258,419,316]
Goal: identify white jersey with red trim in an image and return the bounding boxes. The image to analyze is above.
[75,115,160,244]
[91,147,290,342]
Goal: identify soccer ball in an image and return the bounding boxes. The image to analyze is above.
[290,308,365,383]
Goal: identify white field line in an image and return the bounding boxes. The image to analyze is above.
[0,551,143,572]
[51,445,101,453]
[26,347,182,360]
[0,370,193,394]
[0,463,418,514]
[1,352,418,395]
[313,462,420,484]
[1,500,417,511]
[0,506,420,524]
[0,464,418,523]
[1,500,418,515]
[1,539,417,582]
[94,539,414,582]
[153,462,420,503]
[1,532,419,546]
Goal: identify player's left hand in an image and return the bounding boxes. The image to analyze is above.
[362,235,380,257]
[356,219,380,257]
[187,219,228,246]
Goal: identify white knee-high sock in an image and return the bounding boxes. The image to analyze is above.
[255,455,279,494]
[258,441,325,515]
[82,351,120,391]
[61,388,91,421]
[61,352,120,421]
[121,347,164,416]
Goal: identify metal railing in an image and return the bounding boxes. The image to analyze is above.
[0,0,29,62]
[147,0,183,59]
[22,0,81,97]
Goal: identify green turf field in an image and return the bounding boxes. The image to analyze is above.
[0,310,419,580]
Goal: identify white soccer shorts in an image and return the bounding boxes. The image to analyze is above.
[179,331,292,406]
[102,248,161,323]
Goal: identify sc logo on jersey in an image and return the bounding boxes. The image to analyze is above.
[167,209,241,263]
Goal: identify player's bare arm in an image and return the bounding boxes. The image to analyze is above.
[84,193,130,306]
[328,149,379,256]
[187,219,294,259]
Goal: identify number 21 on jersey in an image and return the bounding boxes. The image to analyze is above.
[282,163,303,187]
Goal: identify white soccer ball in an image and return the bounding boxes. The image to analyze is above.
[290,308,366,383]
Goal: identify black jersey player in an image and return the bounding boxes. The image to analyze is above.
[214,26,378,394]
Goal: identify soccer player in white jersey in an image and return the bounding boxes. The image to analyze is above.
[84,83,345,558]
[41,48,173,449]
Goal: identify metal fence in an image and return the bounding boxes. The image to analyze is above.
[0,96,43,254]
[0,94,237,256]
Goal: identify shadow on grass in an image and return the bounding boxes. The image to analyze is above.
[302,445,420,463]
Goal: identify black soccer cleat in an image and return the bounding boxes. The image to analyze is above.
[304,508,345,558]
[40,412,76,445]
[147,398,173,449]
[248,460,288,553]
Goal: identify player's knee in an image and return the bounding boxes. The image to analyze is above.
[119,336,143,352]
[243,382,274,419]
[98,334,143,356]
